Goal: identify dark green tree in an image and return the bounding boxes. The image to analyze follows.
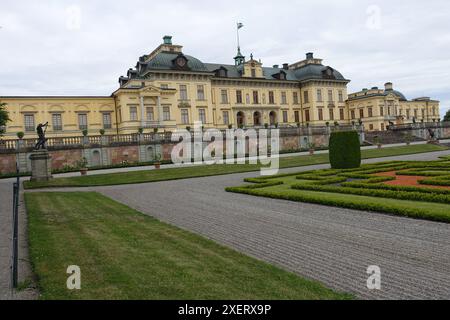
[444,109,450,122]
[329,131,361,169]
[0,102,11,136]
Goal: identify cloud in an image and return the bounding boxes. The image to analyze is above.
[0,0,449,115]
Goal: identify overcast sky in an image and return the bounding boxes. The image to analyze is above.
[1,0,449,116]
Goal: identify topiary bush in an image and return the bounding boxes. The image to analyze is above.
[329,131,361,169]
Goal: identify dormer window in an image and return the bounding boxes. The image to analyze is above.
[272,71,287,80]
[215,67,228,78]
[172,54,189,70]
[322,67,336,79]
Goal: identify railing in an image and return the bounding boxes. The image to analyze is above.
[389,121,449,131]
[0,139,17,151]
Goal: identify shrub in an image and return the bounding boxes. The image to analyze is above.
[419,177,450,186]
[226,184,450,223]
[342,181,450,195]
[291,183,450,204]
[99,129,105,136]
[17,132,25,139]
[328,131,361,169]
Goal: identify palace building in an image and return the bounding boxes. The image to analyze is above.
[347,83,440,132]
[0,35,440,139]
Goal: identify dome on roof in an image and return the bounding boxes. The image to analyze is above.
[385,89,407,101]
[293,64,346,81]
[145,52,208,73]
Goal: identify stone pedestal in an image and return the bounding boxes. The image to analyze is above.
[427,139,440,145]
[30,150,53,182]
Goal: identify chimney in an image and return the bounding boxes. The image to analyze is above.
[306,52,314,60]
[283,63,289,70]
[385,82,393,91]
[273,64,279,69]
[163,35,173,45]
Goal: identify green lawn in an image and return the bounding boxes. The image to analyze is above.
[226,160,450,223]
[25,192,351,300]
[24,144,447,189]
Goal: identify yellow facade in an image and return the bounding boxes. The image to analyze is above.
[0,36,440,138]
[347,83,440,132]
[0,96,115,139]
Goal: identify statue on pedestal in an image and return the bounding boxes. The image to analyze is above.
[427,128,439,145]
[34,122,48,150]
[30,122,52,181]
[428,128,435,140]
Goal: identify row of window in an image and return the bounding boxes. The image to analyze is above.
[23,113,112,132]
[310,108,347,122]
[220,90,300,105]
[127,106,171,122]
[311,89,345,104]
[178,84,205,101]
[174,84,345,106]
[180,109,207,124]
[349,106,437,120]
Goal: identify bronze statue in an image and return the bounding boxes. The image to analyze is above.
[34,122,48,150]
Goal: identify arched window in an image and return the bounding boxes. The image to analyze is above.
[237,112,245,127]
[253,112,262,126]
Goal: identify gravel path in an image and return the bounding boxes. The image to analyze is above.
[95,150,450,300]
[0,181,38,300]
[2,149,450,300]
[0,182,12,300]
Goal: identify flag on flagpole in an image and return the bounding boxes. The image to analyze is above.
[237,22,244,29]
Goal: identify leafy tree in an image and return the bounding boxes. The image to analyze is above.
[444,109,450,122]
[0,102,11,135]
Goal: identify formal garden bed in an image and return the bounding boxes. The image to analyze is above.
[226,157,450,223]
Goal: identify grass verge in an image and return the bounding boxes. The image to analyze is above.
[23,144,447,189]
[25,192,352,300]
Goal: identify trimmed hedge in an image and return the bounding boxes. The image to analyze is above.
[341,181,450,194]
[396,170,450,177]
[419,177,450,186]
[329,131,361,169]
[226,185,450,223]
[291,183,450,205]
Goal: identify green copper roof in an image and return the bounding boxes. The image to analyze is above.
[142,52,209,74]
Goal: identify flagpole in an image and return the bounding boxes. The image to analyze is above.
[236,23,240,49]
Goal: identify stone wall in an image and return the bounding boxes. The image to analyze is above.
[0,127,366,175]
[0,153,17,174]
[49,149,83,170]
